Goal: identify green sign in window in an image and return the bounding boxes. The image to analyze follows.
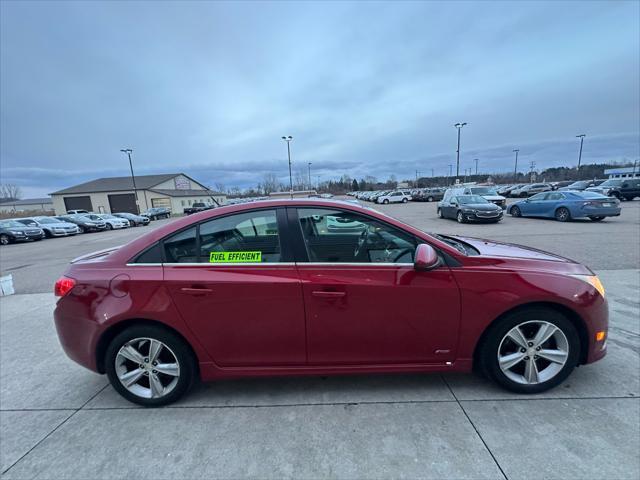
[209,251,262,263]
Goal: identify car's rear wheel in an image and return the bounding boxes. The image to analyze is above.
[589,216,605,222]
[402,198,408,203]
[105,325,196,407]
[511,206,521,217]
[427,196,434,202]
[0,234,10,245]
[78,226,85,233]
[106,224,113,230]
[456,211,465,223]
[437,208,444,218]
[479,308,580,393]
[555,207,571,222]
[383,199,389,204]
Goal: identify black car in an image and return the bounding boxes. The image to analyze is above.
[558,179,606,191]
[0,219,44,245]
[56,214,107,233]
[587,178,640,201]
[113,212,151,226]
[183,202,214,215]
[141,207,171,220]
[437,194,503,223]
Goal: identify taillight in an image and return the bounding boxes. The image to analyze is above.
[55,276,76,297]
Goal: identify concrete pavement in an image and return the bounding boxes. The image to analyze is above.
[1,269,638,479]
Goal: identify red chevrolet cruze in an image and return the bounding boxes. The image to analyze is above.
[54,199,608,406]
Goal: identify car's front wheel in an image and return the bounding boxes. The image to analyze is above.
[479,308,580,393]
[511,206,521,217]
[383,199,389,204]
[427,196,434,202]
[0,234,11,245]
[555,207,571,222]
[456,211,465,223]
[105,325,196,407]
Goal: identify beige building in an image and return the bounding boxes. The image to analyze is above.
[50,173,225,215]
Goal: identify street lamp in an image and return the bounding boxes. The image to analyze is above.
[120,148,140,213]
[513,149,520,182]
[576,134,586,169]
[307,162,312,189]
[474,158,479,175]
[281,136,293,198]
[454,122,467,178]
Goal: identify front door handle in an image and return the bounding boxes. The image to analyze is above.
[312,291,346,298]
[180,287,213,295]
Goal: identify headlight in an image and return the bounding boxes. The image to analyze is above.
[462,208,476,213]
[570,274,605,298]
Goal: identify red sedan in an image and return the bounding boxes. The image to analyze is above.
[54,199,608,406]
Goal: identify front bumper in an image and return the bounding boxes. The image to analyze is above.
[462,211,504,222]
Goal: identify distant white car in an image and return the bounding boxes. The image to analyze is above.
[91,214,130,230]
[376,191,412,204]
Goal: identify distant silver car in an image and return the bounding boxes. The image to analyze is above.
[92,214,130,230]
[112,212,150,226]
[15,216,79,237]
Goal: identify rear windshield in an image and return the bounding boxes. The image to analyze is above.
[469,187,496,195]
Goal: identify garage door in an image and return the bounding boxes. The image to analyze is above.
[63,196,93,212]
[108,193,138,214]
[151,197,171,211]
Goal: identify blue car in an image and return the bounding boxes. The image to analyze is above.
[508,190,621,222]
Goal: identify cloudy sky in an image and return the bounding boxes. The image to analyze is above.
[1,0,639,197]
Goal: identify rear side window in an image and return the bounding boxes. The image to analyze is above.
[198,210,281,263]
[164,227,198,263]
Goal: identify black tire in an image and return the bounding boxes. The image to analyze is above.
[78,226,85,234]
[44,230,53,239]
[611,191,621,200]
[478,307,581,394]
[383,199,389,204]
[427,196,434,202]
[438,208,444,219]
[0,234,10,245]
[589,216,605,222]
[456,211,466,223]
[105,324,196,407]
[402,198,408,203]
[555,207,571,222]
[511,206,521,217]
[106,224,113,230]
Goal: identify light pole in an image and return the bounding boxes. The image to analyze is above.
[307,162,312,189]
[576,134,586,169]
[281,136,293,198]
[513,149,520,182]
[454,122,467,179]
[431,168,435,178]
[448,164,453,185]
[120,148,140,213]
[474,158,479,175]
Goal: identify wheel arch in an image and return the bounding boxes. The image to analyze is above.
[472,301,589,371]
[95,318,199,374]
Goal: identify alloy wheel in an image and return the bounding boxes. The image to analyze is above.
[555,207,570,222]
[0,235,9,245]
[457,211,465,223]
[115,337,181,399]
[497,320,569,385]
[511,206,521,217]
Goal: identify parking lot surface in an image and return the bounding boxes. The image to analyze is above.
[1,201,639,479]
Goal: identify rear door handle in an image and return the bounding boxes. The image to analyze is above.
[179,287,213,295]
[311,291,346,298]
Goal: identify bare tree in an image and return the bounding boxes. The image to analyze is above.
[0,184,21,200]
[260,172,280,195]
[213,182,226,193]
[293,168,308,190]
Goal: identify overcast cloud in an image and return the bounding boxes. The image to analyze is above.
[1,0,639,196]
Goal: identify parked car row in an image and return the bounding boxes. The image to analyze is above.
[352,190,413,204]
[437,190,622,224]
[0,211,154,245]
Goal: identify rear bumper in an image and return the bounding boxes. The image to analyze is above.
[54,301,101,372]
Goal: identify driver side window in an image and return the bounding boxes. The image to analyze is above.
[297,208,416,264]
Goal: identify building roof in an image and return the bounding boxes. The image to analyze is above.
[604,166,639,174]
[148,189,225,197]
[0,197,53,206]
[50,173,199,195]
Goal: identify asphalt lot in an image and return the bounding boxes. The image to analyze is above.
[1,200,639,479]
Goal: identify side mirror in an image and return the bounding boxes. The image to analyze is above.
[414,244,440,271]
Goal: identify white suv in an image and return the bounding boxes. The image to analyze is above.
[376,191,412,204]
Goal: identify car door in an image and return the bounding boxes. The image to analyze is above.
[293,207,461,365]
[523,192,550,215]
[163,208,307,367]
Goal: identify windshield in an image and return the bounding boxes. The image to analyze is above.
[35,217,58,224]
[1,220,24,228]
[568,181,588,188]
[458,195,489,204]
[469,187,496,195]
[598,179,623,187]
[430,233,479,256]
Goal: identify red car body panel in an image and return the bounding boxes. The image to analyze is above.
[53,199,608,381]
